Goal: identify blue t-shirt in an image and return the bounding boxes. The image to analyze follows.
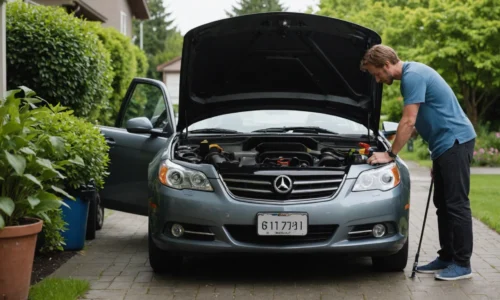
[400,62,476,160]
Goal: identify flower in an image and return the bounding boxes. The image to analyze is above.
[473,151,477,156]
[480,148,485,154]
[496,132,500,138]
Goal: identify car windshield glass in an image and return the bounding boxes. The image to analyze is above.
[187,110,369,135]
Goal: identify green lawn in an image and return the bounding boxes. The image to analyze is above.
[470,175,500,234]
[398,146,433,168]
[29,278,89,300]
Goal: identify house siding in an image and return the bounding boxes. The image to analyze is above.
[84,0,133,38]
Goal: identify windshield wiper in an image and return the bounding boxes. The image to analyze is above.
[189,128,241,134]
[252,126,338,135]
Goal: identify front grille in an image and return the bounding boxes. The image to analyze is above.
[221,171,345,201]
[225,224,338,245]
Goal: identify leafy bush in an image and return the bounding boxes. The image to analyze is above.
[36,105,110,190]
[0,88,74,229]
[134,45,149,78]
[473,124,500,167]
[91,25,137,125]
[6,1,113,118]
[38,208,67,253]
[383,98,403,122]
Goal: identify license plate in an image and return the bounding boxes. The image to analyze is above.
[257,213,308,236]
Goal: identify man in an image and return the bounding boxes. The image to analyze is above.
[360,45,476,281]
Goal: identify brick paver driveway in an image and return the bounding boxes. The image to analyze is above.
[52,162,500,300]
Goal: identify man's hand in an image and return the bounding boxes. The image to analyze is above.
[367,152,394,165]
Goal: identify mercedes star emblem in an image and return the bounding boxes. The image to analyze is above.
[273,175,293,194]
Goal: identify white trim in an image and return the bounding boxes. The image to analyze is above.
[0,2,6,96]
[120,11,127,35]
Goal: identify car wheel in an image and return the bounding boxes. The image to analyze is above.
[372,238,408,272]
[148,228,182,274]
[96,194,104,230]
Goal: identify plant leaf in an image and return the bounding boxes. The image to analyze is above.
[27,196,41,209]
[49,136,65,153]
[68,155,85,166]
[36,158,65,179]
[32,191,63,213]
[51,185,75,200]
[5,151,26,175]
[0,197,15,216]
[20,147,36,155]
[24,174,43,188]
[20,86,36,98]
[0,215,4,229]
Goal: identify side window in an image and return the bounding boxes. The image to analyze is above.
[121,83,168,129]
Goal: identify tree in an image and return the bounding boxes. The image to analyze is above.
[226,0,287,17]
[315,0,500,128]
[132,0,179,79]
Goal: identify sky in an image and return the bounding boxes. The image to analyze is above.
[166,0,320,35]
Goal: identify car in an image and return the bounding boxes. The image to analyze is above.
[98,12,411,273]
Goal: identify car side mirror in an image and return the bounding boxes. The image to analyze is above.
[126,117,154,134]
[382,121,398,142]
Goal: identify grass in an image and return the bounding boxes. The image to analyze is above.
[470,175,500,234]
[398,145,433,168]
[29,278,89,300]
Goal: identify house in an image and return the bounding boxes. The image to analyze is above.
[157,56,181,105]
[22,0,149,38]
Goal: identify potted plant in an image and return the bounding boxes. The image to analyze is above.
[0,88,74,299]
[34,103,110,249]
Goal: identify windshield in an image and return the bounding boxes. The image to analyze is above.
[187,110,369,135]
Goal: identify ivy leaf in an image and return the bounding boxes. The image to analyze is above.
[5,151,26,175]
[0,197,15,216]
[24,174,43,189]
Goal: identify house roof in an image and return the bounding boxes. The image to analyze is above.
[127,0,150,20]
[156,56,182,73]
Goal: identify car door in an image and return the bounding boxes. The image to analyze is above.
[99,78,176,216]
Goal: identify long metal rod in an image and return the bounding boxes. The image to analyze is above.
[411,178,434,278]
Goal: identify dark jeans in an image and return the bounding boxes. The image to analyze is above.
[432,138,475,268]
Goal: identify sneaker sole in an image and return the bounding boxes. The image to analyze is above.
[435,273,473,281]
[416,269,442,274]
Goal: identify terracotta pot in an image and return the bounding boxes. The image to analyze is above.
[0,218,43,300]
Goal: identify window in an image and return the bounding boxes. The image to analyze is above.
[120,11,127,35]
[121,83,168,129]
[188,110,368,135]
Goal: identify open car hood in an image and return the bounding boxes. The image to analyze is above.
[177,12,382,134]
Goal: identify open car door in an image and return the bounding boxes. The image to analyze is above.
[99,78,176,216]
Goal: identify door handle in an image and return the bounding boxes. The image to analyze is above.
[105,137,116,146]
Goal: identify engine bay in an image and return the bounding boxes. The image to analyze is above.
[174,136,379,171]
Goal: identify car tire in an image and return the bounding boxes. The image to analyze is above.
[96,194,104,230]
[372,238,409,272]
[148,229,182,274]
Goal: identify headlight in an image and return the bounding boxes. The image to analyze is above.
[158,160,213,191]
[352,163,401,192]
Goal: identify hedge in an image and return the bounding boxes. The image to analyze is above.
[90,26,138,125]
[6,1,113,118]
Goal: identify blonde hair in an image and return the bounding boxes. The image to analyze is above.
[360,44,400,70]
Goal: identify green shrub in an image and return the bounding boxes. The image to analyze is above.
[0,87,75,229]
[472,124,500,167]
[384,98,403,122]
[6,1,113,118]
[91,25,137,125]
[134,45,149,78]
[38,208,67,253]
[36,104,110,190]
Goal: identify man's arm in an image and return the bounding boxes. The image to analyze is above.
[391,103,420,155]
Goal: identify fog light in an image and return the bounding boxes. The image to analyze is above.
[372,224,386,238]
[171,224,184,237]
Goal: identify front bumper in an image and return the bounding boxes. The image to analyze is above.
[149,177,409,256]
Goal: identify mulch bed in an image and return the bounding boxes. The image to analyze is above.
[31,251,78,285]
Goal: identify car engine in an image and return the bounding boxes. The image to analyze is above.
[174,137,371,171]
